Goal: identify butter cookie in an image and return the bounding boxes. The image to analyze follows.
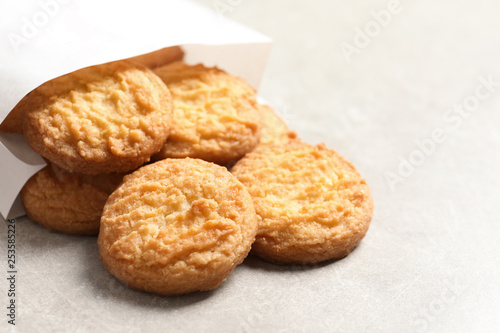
[231,141,373,265]
[98,158,258,296]
[23,61,173,174]
[152,62,261,164]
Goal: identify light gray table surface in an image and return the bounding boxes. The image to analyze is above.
[1,0,499,332]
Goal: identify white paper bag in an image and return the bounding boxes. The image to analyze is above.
[0,0,272,219]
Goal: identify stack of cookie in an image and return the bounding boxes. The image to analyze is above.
[2,49,373,296]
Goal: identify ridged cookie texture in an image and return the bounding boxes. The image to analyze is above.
[152,62,261,164]
[22,60,173,174]
[231,141,374,265]
[98,158,259,296]
[21,164,124,236]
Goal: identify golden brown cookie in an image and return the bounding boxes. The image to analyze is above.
[98,158,259,296]
[22,60,173,174]
[21,163,124,236]
[152,62,261,165]
[258,104,297,146]
[1,48,183,135]
[231,141,373,265]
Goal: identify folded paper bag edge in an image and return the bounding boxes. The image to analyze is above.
[0,139,45,220]
[0,0,273,218]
